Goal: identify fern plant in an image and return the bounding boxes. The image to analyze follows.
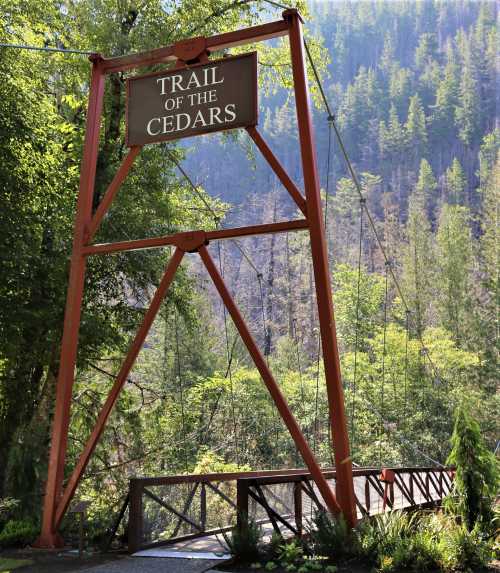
[221,515,262,562]
[309,510,358,561]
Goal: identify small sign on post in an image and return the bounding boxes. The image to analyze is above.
[126,52,258,146]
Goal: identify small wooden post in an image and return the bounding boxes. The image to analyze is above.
[200,483,207,532]
[128,480,143,554]
[69,500,90,558]
[294,481,303,537]
[236,480,249,536]
[364,479,370,514]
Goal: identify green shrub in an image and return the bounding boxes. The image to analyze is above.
[221,515,262,562]
[277,539,304,567]
[309,510,358,561]
[0,519,38,548]
[392,531,440,572]
[357,510,418,563]
[438,523,490,572]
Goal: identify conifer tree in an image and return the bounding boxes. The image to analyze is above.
[445,157,467,205]
[405,94,428,165]
[436,204,473,345]
[447,405,499,531]
[402,165,435,337]
[455,31,481,146]
[415,158,437,217]
[476,133,499,386]
[430,39,459,149]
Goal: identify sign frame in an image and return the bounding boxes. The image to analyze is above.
[125,51,258,146]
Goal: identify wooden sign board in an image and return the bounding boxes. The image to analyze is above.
[126,52,258,146]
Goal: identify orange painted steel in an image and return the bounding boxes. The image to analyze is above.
[101,19,289,74]
[87,145,142,241]
[37,56,106,548]
[37,9,357,547]
[286,10,357,526]
[246,126,307,216]
[199,245,342,515]
[83,219,309,256]
[54,248,184,528]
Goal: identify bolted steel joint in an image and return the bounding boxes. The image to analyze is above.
[172,230,208,253]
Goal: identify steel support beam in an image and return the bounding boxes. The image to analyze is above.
[55,248,184,528]
[87,145,142,241]
[199,245,342,516]
[246,126,307,216]
[101,19,289,74]
[286,9,357,526]
[37,56,106,548]
[83,219,309,256]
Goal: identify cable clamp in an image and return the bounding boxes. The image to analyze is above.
[327,114,335,123]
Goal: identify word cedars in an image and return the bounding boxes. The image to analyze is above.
[126,52,257,145]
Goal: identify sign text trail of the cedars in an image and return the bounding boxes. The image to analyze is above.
[126,52,257,146]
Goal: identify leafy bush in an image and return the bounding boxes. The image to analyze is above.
[0,519,38,548]
[438,523,490,572]
[357,510,418,563]
[358,509,493,572]
[0,498,20,530]
[309,510,358,561]
[221,515,262,562]
[277,539,304,567]
[392,531,440,571]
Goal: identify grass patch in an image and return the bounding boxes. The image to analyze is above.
[0,558,34,572]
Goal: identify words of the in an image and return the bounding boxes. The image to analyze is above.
[146,66,236,137]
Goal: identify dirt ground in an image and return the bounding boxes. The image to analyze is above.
[1,550,498,573]
[0,548,123,573]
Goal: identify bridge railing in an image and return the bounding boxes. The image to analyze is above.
[127,467,454,553]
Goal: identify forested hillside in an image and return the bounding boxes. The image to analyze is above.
[0,0,498,537]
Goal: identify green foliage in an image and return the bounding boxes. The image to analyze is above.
[357,510,493,572]
[446,406,499,531]
[309,510,358,561]
[221,517,262,563]
[0,557,34,571]
[0,498,20,525]
[0,519,38,548]
[438,523,490,572]
[357,510,418,563]
[277,539,304,567]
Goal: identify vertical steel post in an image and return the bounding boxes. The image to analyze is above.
[285,10,357,526]
[37,55,105,548]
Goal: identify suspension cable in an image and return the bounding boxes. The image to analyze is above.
[174,309,190,473]
[351,197,365,451]
[303,44,445,388]
[217,241,240,465]
[0,43,94,55]
[379,262,390,466]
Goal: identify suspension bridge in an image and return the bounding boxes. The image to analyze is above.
[25,8,456,557]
